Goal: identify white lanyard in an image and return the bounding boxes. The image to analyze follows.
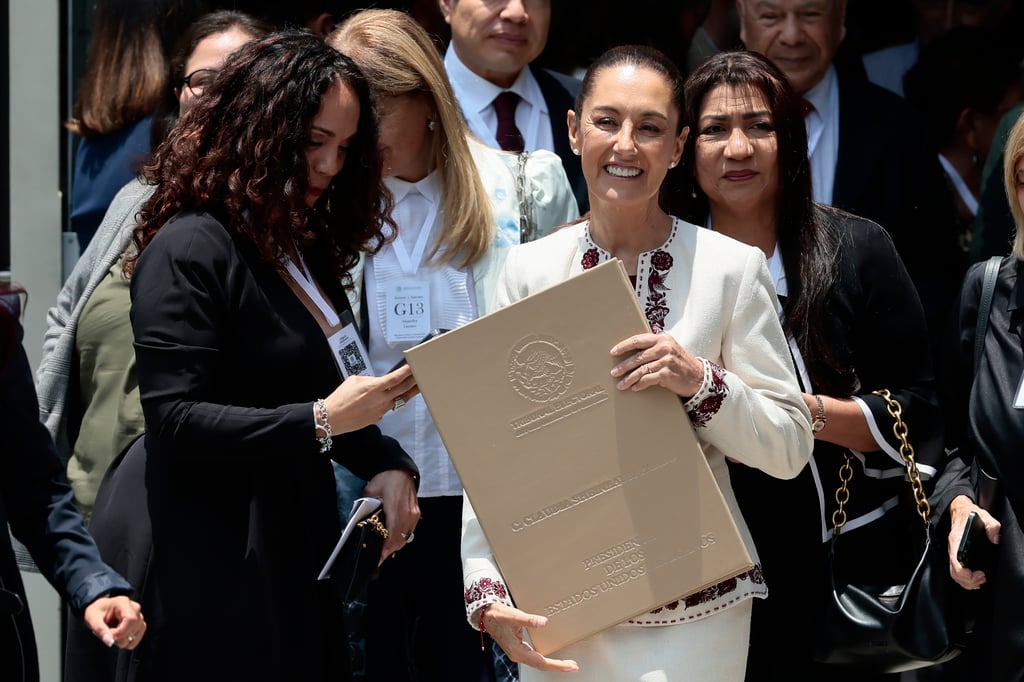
[391,194,438,275]
[938,153,978,216]
[283,253,339,327]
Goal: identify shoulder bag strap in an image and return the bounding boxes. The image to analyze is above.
[831,389,931,536]
[974,256,1002,373]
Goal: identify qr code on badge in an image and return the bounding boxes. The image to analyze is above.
[339,341,367,376]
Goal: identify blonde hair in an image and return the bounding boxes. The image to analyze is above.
[1003,112,1024,261]
[329,9,494,268]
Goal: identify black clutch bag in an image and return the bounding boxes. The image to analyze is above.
[324,508,388,604]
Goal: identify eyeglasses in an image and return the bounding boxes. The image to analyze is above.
[181,69,218,97]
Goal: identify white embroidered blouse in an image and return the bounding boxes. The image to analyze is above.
[462,218,813,630]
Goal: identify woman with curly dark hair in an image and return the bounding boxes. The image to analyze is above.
[103,31,420,680]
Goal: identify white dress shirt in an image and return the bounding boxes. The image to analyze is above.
[444,43,554,153]
[367,172,478,498]
[803,65,839,206]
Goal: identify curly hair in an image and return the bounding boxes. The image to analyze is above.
[128,30,392,284]
[680,51,854,396]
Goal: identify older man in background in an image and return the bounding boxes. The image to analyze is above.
[737,0,961,348]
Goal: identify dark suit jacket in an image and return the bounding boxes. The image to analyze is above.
[0,295,131,682]
[532,65,588,213]
[832,56,962,345]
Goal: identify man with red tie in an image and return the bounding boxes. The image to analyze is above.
[439,0,587,212]
[737,0,961,348]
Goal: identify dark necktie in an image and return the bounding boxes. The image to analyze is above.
[493,91,525,153]
[800,98,815,118]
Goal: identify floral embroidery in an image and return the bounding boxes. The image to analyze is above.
[644,249,673,333]
[650,250,673,271]
[633,566,764,622]
[582,220,676,332]
[687,359,728,428]
[464,577,508,605]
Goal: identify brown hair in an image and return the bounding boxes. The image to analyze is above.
[67,0,212,138]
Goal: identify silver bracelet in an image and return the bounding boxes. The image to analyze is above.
[314,398,332,453]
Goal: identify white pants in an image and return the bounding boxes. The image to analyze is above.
[521,599,752,682]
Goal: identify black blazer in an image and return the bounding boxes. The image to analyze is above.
[932,256,1024,680]
[729,210,943,678]
[832,56,962,342]
[68,212,417,682]
[0,296,131,682]
[532,65,588,213]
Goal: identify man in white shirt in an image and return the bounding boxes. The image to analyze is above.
[737,0,961,348]
[439,0,587,211]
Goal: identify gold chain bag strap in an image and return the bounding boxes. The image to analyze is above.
[814,389,965,672]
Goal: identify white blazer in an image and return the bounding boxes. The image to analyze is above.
[463,218,814,628]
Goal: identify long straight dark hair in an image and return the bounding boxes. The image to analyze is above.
[680,51,854,395]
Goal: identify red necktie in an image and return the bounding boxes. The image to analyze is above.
[800,98,815,118]
[493,91,525,153]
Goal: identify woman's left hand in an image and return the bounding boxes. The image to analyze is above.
[610,333,704,398]
[364,468,421,563]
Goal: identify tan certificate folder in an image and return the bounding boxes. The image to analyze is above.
[404,259,753,655]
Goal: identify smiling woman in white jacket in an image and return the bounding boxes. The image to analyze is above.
[460,44,813,682]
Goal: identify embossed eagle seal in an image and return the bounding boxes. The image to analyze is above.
[508,335,575,403]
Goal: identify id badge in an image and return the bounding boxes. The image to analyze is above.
[1014,369,1024,409]
[328,311,373,379]
[385,281,431,344]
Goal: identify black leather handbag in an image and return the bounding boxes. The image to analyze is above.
[814,390,967,672]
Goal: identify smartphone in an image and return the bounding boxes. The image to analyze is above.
[388,329,451,373]
[956,510,996,571]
